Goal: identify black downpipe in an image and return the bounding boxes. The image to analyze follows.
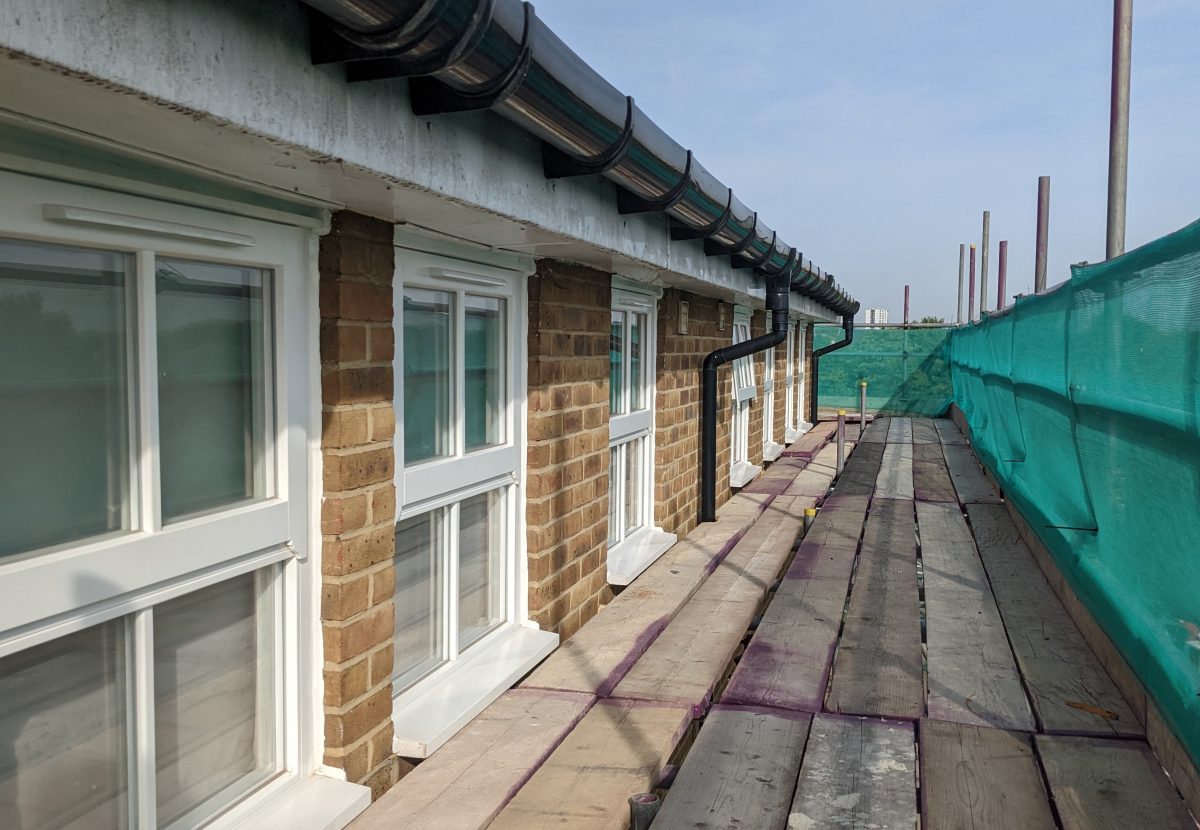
[700,273,790,523]
[808,313,856,426]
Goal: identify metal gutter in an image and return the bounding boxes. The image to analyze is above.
[300,0,860,317]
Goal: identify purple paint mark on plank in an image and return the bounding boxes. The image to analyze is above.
[494,693,598,808]
[595,615,673,698]
[742,476,792,495]
[721,639,834,713]
[710,702,815,722]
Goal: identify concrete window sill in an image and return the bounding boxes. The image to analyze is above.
[607,526,678,586]
[762,442,786,462]
[211,773,370,830]
[391,623,559,759]
[730,461,762,489]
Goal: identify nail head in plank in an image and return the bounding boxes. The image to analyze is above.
[790,714,918,830]
[654,707,811,830]
[488,699,692,830]
[967,503,1141,737]
[1035,734,1196,830]
[920,720,1056,830]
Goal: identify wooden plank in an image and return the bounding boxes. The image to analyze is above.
[967,504,1142,737]
[610,497,805,709]
[887,416,913,444]
[826,498,924,719]
[920,720,1056,830]
[911,418,940,444]
[489,699,691,830]
[522,493,771,696]
[789,714,917,830]
[919,502,1034,731]
[912,442,958,503]
[935,418,968,445]
[721,509,863,711]
[832,444,884,496]
[654,706,810,830]
[351,689,593,830]
[1035,735,1196,830]
[784,421,837,458]
[875,443,915,500]
[858,416,890,443]
[942,443,1003,504]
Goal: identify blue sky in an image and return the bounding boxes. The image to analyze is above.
[537,1,1200,322]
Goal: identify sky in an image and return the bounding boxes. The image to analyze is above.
[535,1,1200,323]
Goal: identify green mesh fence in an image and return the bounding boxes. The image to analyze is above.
[949,218,1200,768]
[814,325,953,416]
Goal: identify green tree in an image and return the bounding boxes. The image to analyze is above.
[919,315,945,324]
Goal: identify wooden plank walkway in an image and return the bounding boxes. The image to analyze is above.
[968,502,1142,737]
[652,706,809,829]
[790,714,918,830]
[353,418,1196,830]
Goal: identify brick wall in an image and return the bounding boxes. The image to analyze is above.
[318,212,398,798]
[654,289,736,540]
[526,260,612,640]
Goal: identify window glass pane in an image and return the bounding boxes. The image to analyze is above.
[609,310,624,414]
[154,570,275,829]
[624,439,642,535]
[157,258,268,522]
[0,620,128,830]
[464,296,506,452]
[607,445,621,546]
[0,239,131,557]
[629,313,646,411]
[403,289,454,465]
[458,490,505,650]
[394,511,444,689]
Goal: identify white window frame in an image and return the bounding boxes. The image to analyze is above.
[606,278,675,586]
[390,238,554,759]
[761,342,784,462]
[729,306,761,488]
[0,169,362,829]
[785,319,812,441]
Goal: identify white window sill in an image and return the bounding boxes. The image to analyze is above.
[730,461,762,489]
[784,423,813,443]
[211,772,370,830]
[607,526,678,586]
[762,442,786,463]
[392,623,559,758]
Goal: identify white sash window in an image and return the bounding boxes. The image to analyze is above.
[0,170,337,829]
[784,320,811,441]
[390,241,554,759]
[730,306,761,488]
[606,279,674,586]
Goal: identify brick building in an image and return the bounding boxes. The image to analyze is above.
[0,1,855,827]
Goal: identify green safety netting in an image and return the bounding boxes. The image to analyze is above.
[949,217,1200,768]
[814,325,953,416]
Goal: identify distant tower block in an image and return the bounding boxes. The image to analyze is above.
[865,307,889,325]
